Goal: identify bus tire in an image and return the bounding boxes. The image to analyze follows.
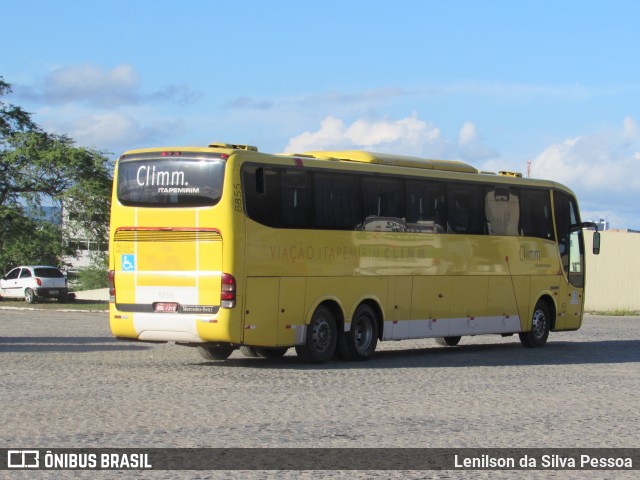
[239,346,260,358]
[519,300,550,348]
[338,304,378,361]
[255,347,289,359]
[197,345,234,361]
[295,305,337,363]
[435,336,461,346]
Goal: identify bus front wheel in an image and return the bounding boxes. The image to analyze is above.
[295,305,337,363]
[197,345,234,361]
[435,336,461,346]
[519,300,550,348]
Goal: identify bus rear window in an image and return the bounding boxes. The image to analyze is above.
[117,158,226,207]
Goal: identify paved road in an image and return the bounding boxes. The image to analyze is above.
[1,309,638,478]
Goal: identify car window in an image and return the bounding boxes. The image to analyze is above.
[4,268,20,280]
[33,268,64,278]
[19,269,32,278]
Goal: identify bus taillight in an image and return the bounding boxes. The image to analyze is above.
[220,273,236,308]
[108,270,116,303]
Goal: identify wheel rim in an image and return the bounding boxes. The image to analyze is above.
[353,316,373,354]
[311,317,332,353]
[531,309,547,339]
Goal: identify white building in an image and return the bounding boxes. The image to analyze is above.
[60,201,108,270]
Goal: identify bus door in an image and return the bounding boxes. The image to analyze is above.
[554,192,586,330]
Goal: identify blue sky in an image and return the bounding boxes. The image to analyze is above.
[3,0,640,228]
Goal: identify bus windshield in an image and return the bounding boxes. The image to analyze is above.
[117,156,226,207]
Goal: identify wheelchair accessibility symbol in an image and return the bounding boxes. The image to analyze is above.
[121,254,135,271]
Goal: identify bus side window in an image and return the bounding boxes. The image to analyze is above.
[485,187,519,236]
[447,184,485,234]
[314,173,361,229]
[405,180,446,233]
[243,166,283,227]
[281,170,311,228]
[362,177,403,220]
[520,189,554,240]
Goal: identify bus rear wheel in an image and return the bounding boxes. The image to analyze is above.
[338,304,378,360]
[197,345,234,361]
[519,300,550,348]
[239,346,260,358]
[435,336,461,346]
[255,347,289,359]
[295,305,337,363]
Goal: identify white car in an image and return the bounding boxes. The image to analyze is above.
[0,266,71,303]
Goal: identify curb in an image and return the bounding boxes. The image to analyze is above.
[0,305,108,313]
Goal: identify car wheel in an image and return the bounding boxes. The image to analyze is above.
[24,288,37,304]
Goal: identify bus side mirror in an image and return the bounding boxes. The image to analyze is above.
[592,231,601,255]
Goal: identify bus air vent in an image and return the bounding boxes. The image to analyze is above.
[208,142,258,152]
[498,171,523,178]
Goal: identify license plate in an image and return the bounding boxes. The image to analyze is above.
[155,302,178,313]
[50,290,59,295]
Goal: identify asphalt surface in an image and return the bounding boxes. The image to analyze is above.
[1,309,638,479]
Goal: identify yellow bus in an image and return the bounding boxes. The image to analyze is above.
[108,142,600,363]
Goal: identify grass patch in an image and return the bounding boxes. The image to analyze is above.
[0,298,108,311]
[587,310,640,316]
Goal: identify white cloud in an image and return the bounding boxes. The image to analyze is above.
[43,64,139,106]
[623,116,637,139]
[46,111,185,152]
[68,112,140,148]
[530,116,640,228]
[284,114,450,157]
[13,63,200,153]
[457,121,498,160]
[225,88,412,111]
[532,116,640,191]
[285,114,500,165]
[458,122,477,145]
[16,63,201,107]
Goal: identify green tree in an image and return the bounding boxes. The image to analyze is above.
[0,77,36,140]
[0,210,62,267]
[0,77,113,273]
